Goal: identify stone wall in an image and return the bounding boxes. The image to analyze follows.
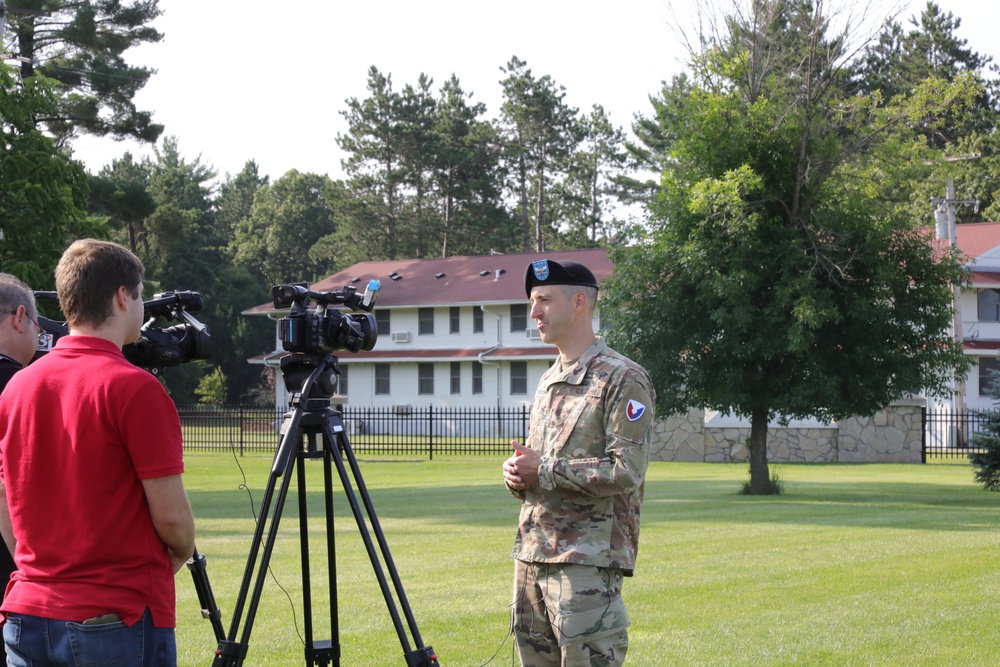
[648,400,925,464]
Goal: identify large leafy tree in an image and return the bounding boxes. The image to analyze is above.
[231,169,340,286]
[604,0,975,493]
[4,0,164,143]
[0,65,100,288]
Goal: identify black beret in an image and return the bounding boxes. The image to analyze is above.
[524,259,599,297]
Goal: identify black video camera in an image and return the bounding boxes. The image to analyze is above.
[272,280,379,354]
[35,290,212,374]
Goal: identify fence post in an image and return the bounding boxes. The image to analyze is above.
[428,404,434,461]
[236,404,243,457]
[921,407,927,464]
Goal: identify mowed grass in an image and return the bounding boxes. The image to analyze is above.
[175,454,1000,666]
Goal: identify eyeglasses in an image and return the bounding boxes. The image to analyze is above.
[9,308,45,347]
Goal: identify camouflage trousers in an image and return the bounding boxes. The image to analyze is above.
[512,560,630,667]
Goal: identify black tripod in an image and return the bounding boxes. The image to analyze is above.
[211,351,439,667]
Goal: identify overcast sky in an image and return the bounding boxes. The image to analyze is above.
[69,0,1000,185]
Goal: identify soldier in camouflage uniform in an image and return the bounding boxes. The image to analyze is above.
[503,258,655,667]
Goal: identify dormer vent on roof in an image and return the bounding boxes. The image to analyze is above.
[435,273,445,279]
[479,270,489,276]
[494,269,506,281]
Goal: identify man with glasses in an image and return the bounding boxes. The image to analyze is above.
[0,273,40,612]
[0,274,40,390]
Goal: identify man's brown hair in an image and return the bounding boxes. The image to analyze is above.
[55,239,144,329]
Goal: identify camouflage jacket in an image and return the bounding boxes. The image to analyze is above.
[509,338,655,574]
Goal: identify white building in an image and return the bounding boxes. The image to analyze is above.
[953,222,1000,410]
[244,248,612,410]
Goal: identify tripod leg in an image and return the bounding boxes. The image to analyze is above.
[297,432,341,667]
[321,416,439,666]
[187,547,225,642]
[212,411,303,667]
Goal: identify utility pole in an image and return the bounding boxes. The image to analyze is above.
[932,178,979,443]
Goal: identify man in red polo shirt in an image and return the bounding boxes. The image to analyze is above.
[0,239,196,667]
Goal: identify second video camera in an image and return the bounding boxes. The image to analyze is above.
[35,290,211,373]
[272,281,379,355]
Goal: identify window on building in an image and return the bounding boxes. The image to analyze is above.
[473,307,484,334]
[376,310,391,336]
[375,363,390,395]
[337,365,349,396]
[472,361,483,395]
[510,304,527,332]
[418,363,434,395]
[450,361,461,394]
[980,357,1000,396]
[419,307,435,335]
[979,289,1000,322]
[450,307,460,334]
[510,361,528,395]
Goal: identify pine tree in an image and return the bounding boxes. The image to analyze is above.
[6,0,164,143]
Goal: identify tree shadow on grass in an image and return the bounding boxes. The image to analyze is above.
[640,476,1000,532]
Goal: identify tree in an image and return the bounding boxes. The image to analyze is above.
[5,0,164,143]
[88,152,155,254]
[499,56,581,252]
[130,138,218,402]
[604,0,975,494]
[143,137,218,289]
[430,75,516,257]
[0,65,100,288]
[231,169,340,286]
[336,67,411,261]
[217,160,268,243]
[194,367,227,406]
[553,104,630,247]
[856,1,995,149]
[856,2,1000,224]
[336,68,518,262]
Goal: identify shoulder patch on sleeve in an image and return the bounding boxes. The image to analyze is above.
[626,399,646,421]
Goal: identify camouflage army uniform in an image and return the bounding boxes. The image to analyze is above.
[509,338,655,667]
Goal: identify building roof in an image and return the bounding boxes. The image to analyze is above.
[244,248,612,315]
[970,269,1000,286]
[957,222,1000,260]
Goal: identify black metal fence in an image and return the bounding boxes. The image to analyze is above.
[178,404,529,458]
[923,409,997,461]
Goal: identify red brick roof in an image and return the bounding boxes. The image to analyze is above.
[245,248,611,314]
[956,222,1000,260]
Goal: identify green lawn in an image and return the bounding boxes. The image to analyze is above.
[175,454,1000,666]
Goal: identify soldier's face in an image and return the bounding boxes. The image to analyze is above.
[529,285,577,348]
